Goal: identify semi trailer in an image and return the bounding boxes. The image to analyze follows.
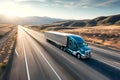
[44,31,92,59]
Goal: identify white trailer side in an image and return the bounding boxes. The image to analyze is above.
[44,31,72,47]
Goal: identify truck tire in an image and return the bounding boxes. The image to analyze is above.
[60,46,66,52]
[46,39,49,42]
[60,46,63,50]
[63,47,66,52]
[76,53,81,59]
[60,46,65,51]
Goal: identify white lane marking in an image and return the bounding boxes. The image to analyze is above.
[30,40,62,80]
[15,49,19,56]
[40,52,62,80]
[21,34,31,80]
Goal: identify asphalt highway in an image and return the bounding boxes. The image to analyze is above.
[9,25,120,80]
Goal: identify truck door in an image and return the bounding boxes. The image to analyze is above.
[68,40,73,49]
[68,40,77,50]
[72,42,78,51]
[68,39,77,54]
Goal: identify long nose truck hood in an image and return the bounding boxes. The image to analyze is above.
[80,46,90,51]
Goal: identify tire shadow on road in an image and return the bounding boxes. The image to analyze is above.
[82,58,120,80]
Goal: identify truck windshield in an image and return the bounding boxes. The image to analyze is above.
[77,42,87,48]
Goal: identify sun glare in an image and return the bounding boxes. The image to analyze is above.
[3,11,18,18]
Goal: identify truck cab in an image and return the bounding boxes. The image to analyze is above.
[66,35,91,59]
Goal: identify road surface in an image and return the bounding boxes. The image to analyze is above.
[9,25,120,80]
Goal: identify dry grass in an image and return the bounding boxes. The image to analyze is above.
[59,26,120,49]
[0,24,17,76]
[0,33,16,76]
[0,24,16,38]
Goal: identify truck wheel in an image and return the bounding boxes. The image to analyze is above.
[60,46,63,50]
[76,53,81,59]
[46,39,49,42]
[63,48,66,52]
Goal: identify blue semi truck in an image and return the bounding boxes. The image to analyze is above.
[45,31,92,59]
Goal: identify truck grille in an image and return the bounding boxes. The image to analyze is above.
[85,51,91,56]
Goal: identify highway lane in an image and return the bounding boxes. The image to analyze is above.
[9,26,64,80]
[9,25,120,80]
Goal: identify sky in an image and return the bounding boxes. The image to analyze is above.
[0,0,120,19]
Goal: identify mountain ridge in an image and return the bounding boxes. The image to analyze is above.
[0,14,120,26]
[49,14,120,27]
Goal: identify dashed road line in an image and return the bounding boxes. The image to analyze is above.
[15,49,19,56]
[21,30,31,80]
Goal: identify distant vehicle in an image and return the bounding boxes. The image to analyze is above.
[44,31,92,59]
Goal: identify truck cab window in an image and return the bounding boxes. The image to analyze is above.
[72,42,78,51]
[68,40,72,49]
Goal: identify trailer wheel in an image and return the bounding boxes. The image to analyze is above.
[60,46,63,50]
[63,47,66,52]
[76,53,81,59]
[60,46,66,52]
[46,39,49,42]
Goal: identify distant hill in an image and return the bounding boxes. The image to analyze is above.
[0,14,120,26]
[0,14,63,25]
[48,14,120,27]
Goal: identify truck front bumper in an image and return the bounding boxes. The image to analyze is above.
[81,54,92,59]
